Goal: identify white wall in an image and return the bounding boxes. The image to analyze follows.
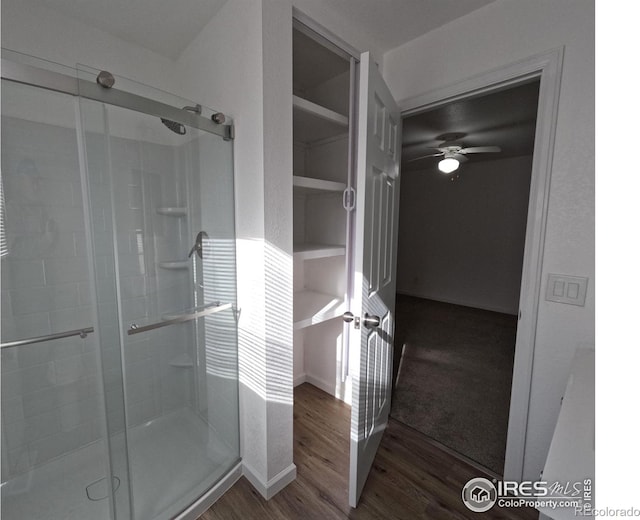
[383,0,594,482]
[397,155,532,315]
[291,0,383,64]
[1,0,179,94]
[175,0,295,493]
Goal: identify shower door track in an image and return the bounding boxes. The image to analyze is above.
[0,57,234,140]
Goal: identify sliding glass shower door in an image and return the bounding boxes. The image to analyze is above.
[78,74,240,520]
[1,52,240,520]
[1,72,113,520]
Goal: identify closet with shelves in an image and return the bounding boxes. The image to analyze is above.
[292,23,354,400]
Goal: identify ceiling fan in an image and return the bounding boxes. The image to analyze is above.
[407,136,501,174]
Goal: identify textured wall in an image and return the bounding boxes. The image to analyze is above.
[383,0,594,482]
[176,0,295,492]
[397,155,533,315]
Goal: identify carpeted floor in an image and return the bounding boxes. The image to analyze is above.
[390,295,517,474]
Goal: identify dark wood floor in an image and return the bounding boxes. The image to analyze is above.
[200,383,537,519]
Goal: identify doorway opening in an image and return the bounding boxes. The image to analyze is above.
[391,79,541,476]
[290,12,356,503]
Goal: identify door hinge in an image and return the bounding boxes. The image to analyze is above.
[343,187,356,211]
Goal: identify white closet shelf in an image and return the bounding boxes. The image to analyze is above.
[156,207,187,217]
[293,243,346,260]
[293,175,346,193]
[293,290,345,330]
[293,95,349,143]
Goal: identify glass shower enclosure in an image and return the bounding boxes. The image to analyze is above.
[1,51,240,520]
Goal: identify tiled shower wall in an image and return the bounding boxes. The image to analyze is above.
[2,114,197,480]
[87,131,196,431]
[1,116,105,480]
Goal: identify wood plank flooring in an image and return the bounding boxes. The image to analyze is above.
[200,383,538,520]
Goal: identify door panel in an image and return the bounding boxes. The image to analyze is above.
[79,86,240,520]
[348,52,401,507]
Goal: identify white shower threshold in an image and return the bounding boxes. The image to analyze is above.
[1,407,239,520]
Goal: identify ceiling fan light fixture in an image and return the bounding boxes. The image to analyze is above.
[438,157,459,174]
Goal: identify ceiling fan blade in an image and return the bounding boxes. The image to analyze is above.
[402,146,442,154]
[459,146,502,154]
[406,151,445,162]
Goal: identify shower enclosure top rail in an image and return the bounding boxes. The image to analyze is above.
[0,326,95,349]
[0,58,233,140]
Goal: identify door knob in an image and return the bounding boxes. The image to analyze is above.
[363,313,380,329]
[343,312,380,329]
[343,311,360,329]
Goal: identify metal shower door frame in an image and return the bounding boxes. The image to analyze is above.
[0,57,234,141]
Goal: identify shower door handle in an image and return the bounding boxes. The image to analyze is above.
[127,302,231,335]
[0,326,94,349]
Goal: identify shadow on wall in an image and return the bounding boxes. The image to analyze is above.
[236,238,293,406]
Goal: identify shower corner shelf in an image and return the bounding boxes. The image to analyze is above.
[158,260,190,270]
[169,353,194,368]
[156,207,188,217]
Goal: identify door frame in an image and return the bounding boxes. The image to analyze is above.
[397,47,564,482]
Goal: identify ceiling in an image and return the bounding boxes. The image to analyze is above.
[402,80,541,173]
[307,0,497,53]
[27,0,230,59]
[23,0,497,59]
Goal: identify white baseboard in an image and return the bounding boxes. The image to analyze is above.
[304,373,338,396]
[243,461,297,500]
[177,460,242,519]
[295,373,350,404]
[396,289,518,316]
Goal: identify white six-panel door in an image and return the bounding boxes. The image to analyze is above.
[348,51,402,507]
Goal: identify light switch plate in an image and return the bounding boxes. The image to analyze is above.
[545,274,588,306]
